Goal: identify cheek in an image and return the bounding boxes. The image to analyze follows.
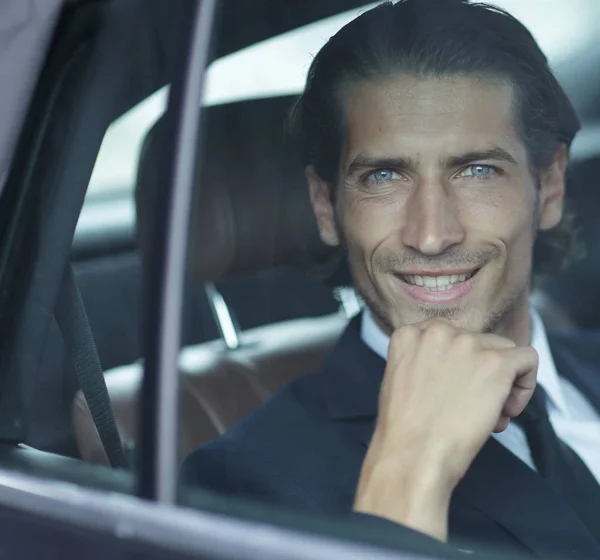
[460,182,536,240]
[339,194,402,261]
[460,186,537,276]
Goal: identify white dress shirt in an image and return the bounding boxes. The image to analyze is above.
[360,307,600,483]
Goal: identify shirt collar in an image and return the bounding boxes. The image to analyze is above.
[360,306,567,414]
[360,308,391,362]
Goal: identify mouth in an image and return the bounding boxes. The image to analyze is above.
[396,268,480,304]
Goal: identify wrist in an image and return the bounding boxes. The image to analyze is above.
[353,450,454,541]
[370,421,467,488]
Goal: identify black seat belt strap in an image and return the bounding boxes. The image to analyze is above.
[55,263,128,469]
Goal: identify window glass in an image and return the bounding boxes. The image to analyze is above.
[170,1,600,558]
[48,0,600,556]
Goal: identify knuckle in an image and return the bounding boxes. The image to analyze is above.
[390,325,419,347]
[481,349,504,370]
[424,320,451,340]
[455,332,478,352]
[526,346,540,366]
[490,335,515,349]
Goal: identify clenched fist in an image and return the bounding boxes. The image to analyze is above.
[353,319,538,541]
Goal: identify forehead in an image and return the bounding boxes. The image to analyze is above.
[342,75,525,164]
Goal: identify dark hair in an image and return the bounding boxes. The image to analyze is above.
[289,0,581,275]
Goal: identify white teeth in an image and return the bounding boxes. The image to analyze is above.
[436,275,450,287]
[424,276,437,288]
[403,271,474,289]
[434,285,452,291]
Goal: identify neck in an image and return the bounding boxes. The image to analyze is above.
[493,296,533,347]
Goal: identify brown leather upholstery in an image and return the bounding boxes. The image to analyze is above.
[136,96,336,283]
[73,313,347,466]
[73,96,346,466]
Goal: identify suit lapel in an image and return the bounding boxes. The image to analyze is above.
[452,437,600,558]
[319,318,600,558]
[321,315,383,421]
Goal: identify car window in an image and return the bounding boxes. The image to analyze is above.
[168,0,600,558]
[8,0,599,558]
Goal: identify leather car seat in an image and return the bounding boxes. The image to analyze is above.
[73,96,348,466]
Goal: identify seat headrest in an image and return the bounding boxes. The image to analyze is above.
[135,96,336,282]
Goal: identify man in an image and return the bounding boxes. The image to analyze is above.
[183,0,600,557]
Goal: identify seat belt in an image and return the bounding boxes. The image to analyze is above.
[55,263,129,469]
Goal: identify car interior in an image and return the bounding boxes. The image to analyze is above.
[73,95,350,465]
[10,0,597,472]
[0,0,599,557]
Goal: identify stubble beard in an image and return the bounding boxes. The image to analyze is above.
[353,268,529,336]
[343,239,531,337]
[332,204,532,336]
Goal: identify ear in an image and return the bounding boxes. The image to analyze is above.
[538,144,568,231]
[306,165,340,246]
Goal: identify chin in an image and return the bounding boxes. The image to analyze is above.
[383,302,491,332]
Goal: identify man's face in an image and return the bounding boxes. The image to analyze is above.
[308,75,566,336]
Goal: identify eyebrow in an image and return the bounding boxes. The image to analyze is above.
[444,148,518,168]
[347,156,416,177]
[346,147,518,177]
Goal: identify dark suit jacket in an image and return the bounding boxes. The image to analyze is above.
[183,317,600,559]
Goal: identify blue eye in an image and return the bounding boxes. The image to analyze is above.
[370,169,400,182]
[462,165,496,178]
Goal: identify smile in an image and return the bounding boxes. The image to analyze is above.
[401,270,476,291]
[397,269,480,303]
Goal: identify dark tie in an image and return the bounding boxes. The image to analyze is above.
[514,386,600,542]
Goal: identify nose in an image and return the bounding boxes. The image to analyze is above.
[401,180,465,255]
